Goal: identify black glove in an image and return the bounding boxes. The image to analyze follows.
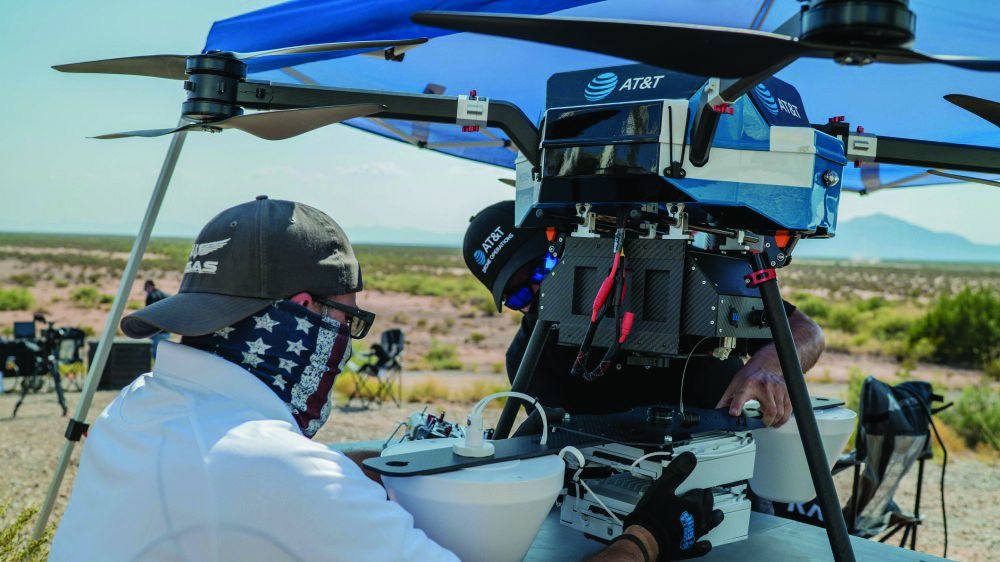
[623,451,724,561]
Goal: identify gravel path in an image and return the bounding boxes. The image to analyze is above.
[1,387,995,561]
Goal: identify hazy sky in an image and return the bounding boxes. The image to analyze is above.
[1,1,998,245]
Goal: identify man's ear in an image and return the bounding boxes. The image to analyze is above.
[289,292,312,307]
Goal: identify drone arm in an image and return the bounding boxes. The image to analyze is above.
[239,81,540,165]
[847,134,1000,174]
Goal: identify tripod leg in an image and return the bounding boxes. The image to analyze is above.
[749,253,856,562]
[12,376,30,418]
[52,363,68,416]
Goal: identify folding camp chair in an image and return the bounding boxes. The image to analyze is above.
[347,329,404,407]
[772,377,952,557]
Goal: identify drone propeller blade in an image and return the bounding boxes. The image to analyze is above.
[232,38,428,59]
[801,45,1000,72]
[498,178,516,187]
[412,11,805,78]
[92,104,386,141]
[55,38,428,81]
[91,126,191,140]
[207,104,386,140]
[944,94,1000,127]
[927,170,1000,187]
[53,55,187,80]
[413,11,1000,78]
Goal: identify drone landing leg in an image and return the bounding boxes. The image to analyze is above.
[750,252,857,562]
[494,319,555,439]
[30,123,189,540]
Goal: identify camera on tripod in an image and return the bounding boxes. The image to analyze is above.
[3,313,86,417]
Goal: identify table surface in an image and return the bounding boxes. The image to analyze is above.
[525,511,949,562]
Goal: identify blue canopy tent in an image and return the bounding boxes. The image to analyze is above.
[205,0,1000,191]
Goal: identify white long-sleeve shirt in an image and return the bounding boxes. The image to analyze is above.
[50,341,458,562]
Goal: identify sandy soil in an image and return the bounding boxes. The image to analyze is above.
[1,385,995,561]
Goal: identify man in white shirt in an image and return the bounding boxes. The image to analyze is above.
[50,197,721,562]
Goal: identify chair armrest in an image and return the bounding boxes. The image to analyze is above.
[832,451,859,475]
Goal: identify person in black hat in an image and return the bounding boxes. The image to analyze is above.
[53,197,723,562]
[463,201,826,429]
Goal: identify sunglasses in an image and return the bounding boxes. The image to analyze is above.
[503,253,559,311]
[311,296,376,339]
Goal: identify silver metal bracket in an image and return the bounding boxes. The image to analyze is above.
[456,94,490,127]
[845,132,878,162]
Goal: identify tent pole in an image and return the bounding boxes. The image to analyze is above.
[31,125,189,540]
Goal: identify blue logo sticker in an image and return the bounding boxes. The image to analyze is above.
[679,511,695,550]
[754,83,780,116]
[584,72,618,101]
[473,249,487,266]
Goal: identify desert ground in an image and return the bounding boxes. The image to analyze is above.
[0,236,997,561]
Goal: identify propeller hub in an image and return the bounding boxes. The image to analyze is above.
[801,0,916,48]
[181,54,247,123]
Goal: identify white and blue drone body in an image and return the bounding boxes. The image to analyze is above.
[515,64,847,237]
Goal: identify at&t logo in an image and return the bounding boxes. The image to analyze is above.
[584,72,618,101]
[473,249,487,266]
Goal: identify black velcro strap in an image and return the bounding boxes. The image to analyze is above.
[611,533,651,562]
[65,418,90,442]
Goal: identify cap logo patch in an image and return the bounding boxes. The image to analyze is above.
[185,238,230,275]
[473,249,487,266]
[479,226,514,274]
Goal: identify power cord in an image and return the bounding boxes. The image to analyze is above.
[559,446,623,526]
[679,336,711,414]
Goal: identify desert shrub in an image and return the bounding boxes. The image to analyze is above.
[405,378,451,402]
[940,386,1000,451]
[855,296,888,312]
[7,273,36,287]
[794,294,831,321]
[844,367,865,414]
[0,502,54,562]
[467,332,487,345]
[827,305,859,333]
[985,358,1000,382]
[0,288,35,311]
[126,300,143,310]
[425,340,462,370]
[53,279,68,289]
[70,286,114,309]
[908,287,1000,370]
[491,361,506,375]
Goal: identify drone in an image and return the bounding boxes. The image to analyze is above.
[51,1,1000,561]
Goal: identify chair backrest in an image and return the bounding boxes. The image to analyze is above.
[847,377,937,536]
[380,329,405,358]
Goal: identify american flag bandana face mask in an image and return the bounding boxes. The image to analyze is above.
[182,299,352,438]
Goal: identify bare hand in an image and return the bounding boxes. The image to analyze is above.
[716,368,791,427]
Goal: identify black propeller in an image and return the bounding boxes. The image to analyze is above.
[93,104,386,140]
[945,94,1000,127]
[411,12,1000,78]
[53,38,428,80]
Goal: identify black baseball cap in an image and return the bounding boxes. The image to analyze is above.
[463,201,549,312]
[121,196,362,338]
